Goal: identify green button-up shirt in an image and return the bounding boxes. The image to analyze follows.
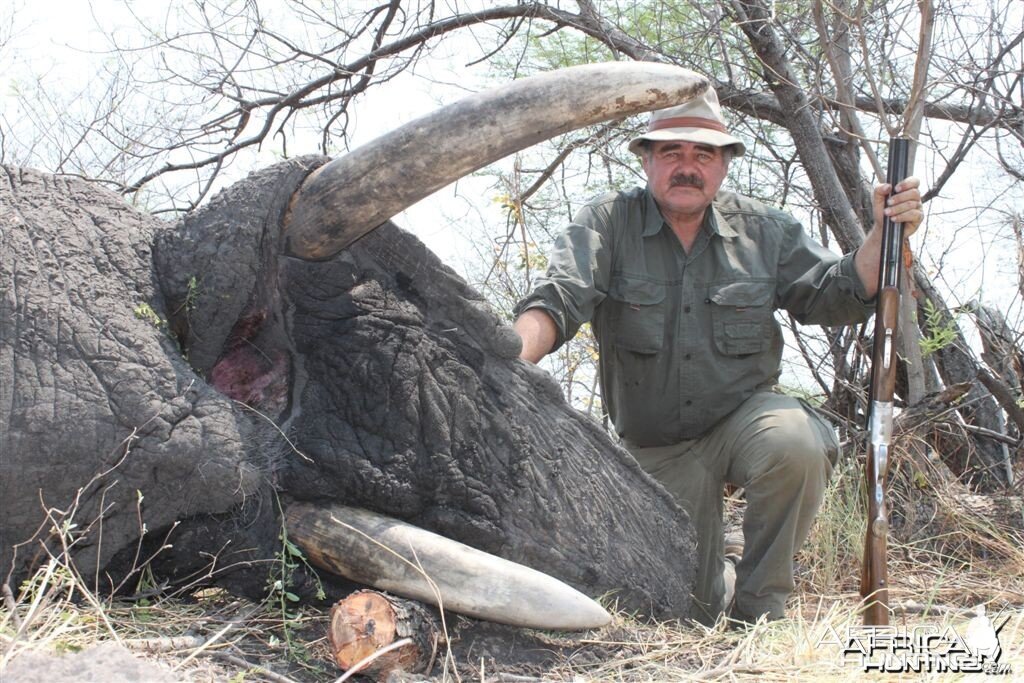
[515,186,873,446]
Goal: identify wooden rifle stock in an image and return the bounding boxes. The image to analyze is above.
[860,138,910,626]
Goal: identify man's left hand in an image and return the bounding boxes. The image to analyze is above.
[873,176,923,238]
[856,176,925,298]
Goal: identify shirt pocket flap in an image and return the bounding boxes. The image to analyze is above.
[708,280,774,356]
[709,281,773,307]
[607,275,666,354]
[609,276,667,305]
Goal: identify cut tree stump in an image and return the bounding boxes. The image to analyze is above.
[328,589,440,679]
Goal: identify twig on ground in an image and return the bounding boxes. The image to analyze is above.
[334,637,414,682]
[171,602,260,671]
[695,664,768,679]
[123,635,207,652]
[2,582,23,632]
[210,651,303,683]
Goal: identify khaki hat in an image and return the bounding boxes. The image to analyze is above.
[628,86,746,157]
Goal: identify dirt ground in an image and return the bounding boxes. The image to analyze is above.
[3,466,1023,682]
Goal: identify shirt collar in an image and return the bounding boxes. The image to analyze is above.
[642,187,666,237]
[642,186,738,239]
[709,199,738,239]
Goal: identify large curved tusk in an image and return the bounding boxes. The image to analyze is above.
[285,62,708,260]
[285,502,613,631]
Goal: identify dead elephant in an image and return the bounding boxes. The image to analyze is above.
[1,63,703,627]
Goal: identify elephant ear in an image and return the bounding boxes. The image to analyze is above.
[0,166,268,585]
[154,155,329,376]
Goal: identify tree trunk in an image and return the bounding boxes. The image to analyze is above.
[722,0,1012,491]
[973,301,1024,402]
[328,590,439,679]
[914,270,1012,490]
[726,0,866,250]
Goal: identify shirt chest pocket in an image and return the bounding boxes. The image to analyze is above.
[708,280,775,356]
[607,276,666,354]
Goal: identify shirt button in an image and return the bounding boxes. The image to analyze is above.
[684,305,691,313]
[684,353,692,360]
[685,400,693,406]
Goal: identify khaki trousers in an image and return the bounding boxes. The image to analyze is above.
[627,391,838,625]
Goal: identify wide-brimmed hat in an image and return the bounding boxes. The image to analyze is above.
[628,86,746,157]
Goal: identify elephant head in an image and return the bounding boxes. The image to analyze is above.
[1,62,705,620]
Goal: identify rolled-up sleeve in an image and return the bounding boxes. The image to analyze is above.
[776,221,875,326]
[513,205,612,351]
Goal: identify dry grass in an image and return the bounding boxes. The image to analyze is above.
[0,559,334,681]
[2,453,1022,682]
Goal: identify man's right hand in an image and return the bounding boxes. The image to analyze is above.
[513,308,557,363]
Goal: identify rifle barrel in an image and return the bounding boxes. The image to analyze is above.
[861,138,911,626]
[879,138,911,289]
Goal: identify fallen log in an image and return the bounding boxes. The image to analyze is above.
[328,590,439,679]
[285,502,612,630]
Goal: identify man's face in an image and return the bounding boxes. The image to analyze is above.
[640,141,730,222]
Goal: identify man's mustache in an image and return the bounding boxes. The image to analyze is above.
[670,174,704,189]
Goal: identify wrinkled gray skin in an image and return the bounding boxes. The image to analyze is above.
[0,158,697,621]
